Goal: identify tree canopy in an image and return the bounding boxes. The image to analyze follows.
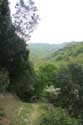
[12,0,40,41]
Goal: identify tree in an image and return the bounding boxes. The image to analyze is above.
[12,0,40,41]
[35,64,57,98]
[0,0,39,101]
[55,62,83,117]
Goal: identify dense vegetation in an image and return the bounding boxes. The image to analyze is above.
[29,42,83,66]
[0,95,81,125]
[0,0,83,125]
[28,42,70,66]
[47,42,83,63]
[33,42,83,108]
[29,41,83,124]
[0,0,39,101]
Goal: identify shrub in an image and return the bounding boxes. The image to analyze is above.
[39,107,80,125]
[0,69,9,93]
[43,85,60,103]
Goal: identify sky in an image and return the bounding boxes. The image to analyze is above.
[9,0,83,44]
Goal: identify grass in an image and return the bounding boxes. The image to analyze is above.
[0,94,44,125]
[0,94,80,125]
[0,94,31,125]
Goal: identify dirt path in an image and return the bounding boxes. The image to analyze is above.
[29,104,41,125]
[0,94,43,125]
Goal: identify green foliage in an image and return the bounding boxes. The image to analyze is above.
[32,42,83,117]
[55,62,83,117]
[29,43,68,66]
[43,85,60,103]
[0,0,31,97]
[0,0,3,6]
[13,63,36,102]
[29,42,83,67]
[39,107,80,125]
[0,69,9,93]
[0,0,38,101]
[0,1,83,124]
[35,63,57,98]
[48,42,83,64]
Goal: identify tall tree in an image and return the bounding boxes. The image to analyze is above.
[0,0,39,100]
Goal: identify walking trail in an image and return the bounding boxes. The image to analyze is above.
[29,104,42,125]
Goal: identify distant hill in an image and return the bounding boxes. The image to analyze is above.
[47,42,83,63]
[28,42,70,62]
[28,42,83,66]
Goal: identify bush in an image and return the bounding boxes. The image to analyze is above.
[0,69,9,93]
[35,64,58,99]
[43,85,60,103]
[39,107,80,125]
[54,63,83,117]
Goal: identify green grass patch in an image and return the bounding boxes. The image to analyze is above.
[0,94,81,125]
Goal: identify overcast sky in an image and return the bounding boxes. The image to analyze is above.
[9,0,83,44]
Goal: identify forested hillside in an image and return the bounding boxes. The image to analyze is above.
[33,41,83,120]
[28,42,71,66]
[29,42,83,66]
[47,42,83,63]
